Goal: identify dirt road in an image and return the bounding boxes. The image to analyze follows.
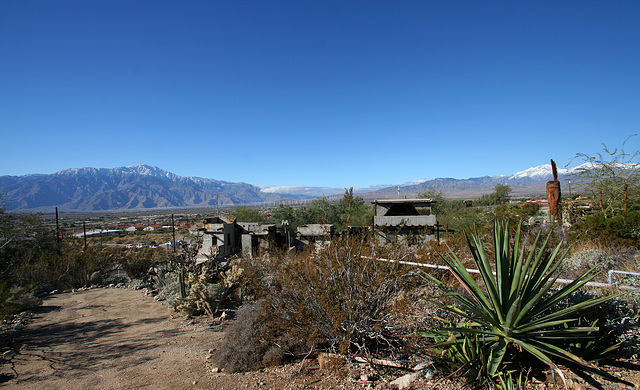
[3,287,224,389]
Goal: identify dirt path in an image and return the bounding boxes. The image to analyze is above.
[1,288,379,390]
[2,287,225,389]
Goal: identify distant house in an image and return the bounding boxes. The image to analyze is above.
[73,229,124,238]
[372,199,437,245]
[125,225,145,233]
[143,224,163,232]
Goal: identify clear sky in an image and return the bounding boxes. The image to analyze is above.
[1,1,638,188]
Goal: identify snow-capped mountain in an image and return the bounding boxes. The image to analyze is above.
[0,165,305,212]
[366,163,582,200]
[0,163,588,212]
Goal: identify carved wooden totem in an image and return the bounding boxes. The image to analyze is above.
[546,159,561,221]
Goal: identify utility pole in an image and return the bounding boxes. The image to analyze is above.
[171,214,177,253]
[55,207,60,245]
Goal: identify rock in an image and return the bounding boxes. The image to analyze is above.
[317,352,346,369]
[390,372,420,390]
[413,360,433,372]
[90,271,103,285]
[211,367,220,373]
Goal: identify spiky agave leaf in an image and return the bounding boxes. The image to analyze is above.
[421,220,629,385]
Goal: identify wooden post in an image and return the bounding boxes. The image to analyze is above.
[546,159,561,222]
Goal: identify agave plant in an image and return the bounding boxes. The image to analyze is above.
[421,221,626,383]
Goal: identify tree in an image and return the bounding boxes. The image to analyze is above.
[477,184,512,206]
[336,188,373,231]
[307,196,339,225]
[270,205,307,235]
[233,206,267,223]
[570,135,639,218]
[418,189,491,235]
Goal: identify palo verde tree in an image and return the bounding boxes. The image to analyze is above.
[569,135,640,218]
[418,189,491,235]
[476,184,512,206]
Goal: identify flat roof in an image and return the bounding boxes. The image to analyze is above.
[372,199,433,204]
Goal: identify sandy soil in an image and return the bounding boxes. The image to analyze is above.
[1,287,638,390]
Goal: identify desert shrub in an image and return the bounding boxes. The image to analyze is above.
[152,259,244,316]
[0,283,41,317]
[223,232,417,372]
[119,247,167,279]
[562,289,640,360]
[153,271,181,308]
[266,234,414,355]
[418,189,492,236]
[561,242,639,282]
[212,302,293,372]
[570,210,640,247]
[11,238,121,291]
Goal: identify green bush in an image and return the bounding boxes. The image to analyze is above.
[570,210,640,246]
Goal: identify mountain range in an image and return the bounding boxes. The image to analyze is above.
[0,164,576,213]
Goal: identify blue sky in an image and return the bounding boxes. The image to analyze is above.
[1,1,638,188]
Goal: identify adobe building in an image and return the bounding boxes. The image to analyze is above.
[237,222,277,258]
[296,224,334,250]
[196,216,238,263]
[196,217,277,263]
[372,199,437,245]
